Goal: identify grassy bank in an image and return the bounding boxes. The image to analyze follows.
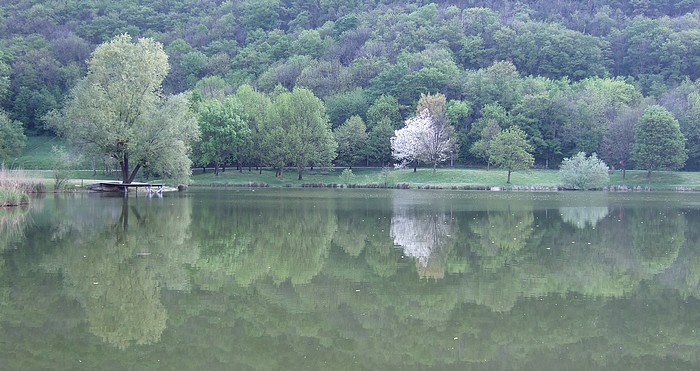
[12,136,68,170]
[189,167,700,191]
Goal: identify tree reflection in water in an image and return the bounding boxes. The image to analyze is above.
[41,195,197,349]
[191,193,337,287]
[389,191,456,278]
[3,191,700,369]
[560,206,610,229]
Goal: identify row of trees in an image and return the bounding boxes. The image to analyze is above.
[25,33,696,184]
[2,1,699,178]
[194,85,336,180]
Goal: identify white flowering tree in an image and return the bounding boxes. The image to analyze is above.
[391,110,431,171]
[391,108,456,173]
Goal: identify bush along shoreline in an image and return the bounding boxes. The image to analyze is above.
[0,166,45,207]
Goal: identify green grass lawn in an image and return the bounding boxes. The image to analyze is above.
[189,167,561,189]
[12,136,67,170]
[190,167,700,190]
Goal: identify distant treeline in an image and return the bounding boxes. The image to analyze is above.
[1,0,699,169]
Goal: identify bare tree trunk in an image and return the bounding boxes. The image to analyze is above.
[120,152,129,183]
[126,164,142,184]
[507,168,512,183]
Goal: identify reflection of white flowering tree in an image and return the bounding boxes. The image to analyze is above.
[560,207,610,229]
[390,193,454,277]
[391,109,455,173]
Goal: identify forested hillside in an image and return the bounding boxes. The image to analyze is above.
[1,0,700,170]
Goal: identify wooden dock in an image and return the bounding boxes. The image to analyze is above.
[94,182,165,196]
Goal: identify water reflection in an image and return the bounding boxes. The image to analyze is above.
[559,206,609,229]
[39,195,197,349]
[2,190,700,369]
[390,191,455,278]
[0,205,30,253]
[192,193,337,287]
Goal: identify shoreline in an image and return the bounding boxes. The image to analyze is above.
[8,167,700,193]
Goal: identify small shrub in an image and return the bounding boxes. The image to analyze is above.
[559,152,609,190]
[51,146,80,190]
[339,168,356,184]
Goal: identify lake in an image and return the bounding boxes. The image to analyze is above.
[2,189,700,370]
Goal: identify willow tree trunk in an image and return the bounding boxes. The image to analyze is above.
[120,151,142,184]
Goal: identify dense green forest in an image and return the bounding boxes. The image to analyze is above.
[1,0,700,172]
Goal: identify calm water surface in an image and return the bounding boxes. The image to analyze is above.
[2,189,700,370]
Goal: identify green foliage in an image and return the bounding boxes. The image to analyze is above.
[2,0,700,174]
[470,119,501,167]
[679,91,700,169]
[366,118,394,166]
[559,152,610,190]
[488,126,535,183]
[632,105,687,176]
[0,49,9,104]
[366,95,403,129]
[47,35,199,184]
[267,87,337,179]
[338,168,355,184]
[324,88,370,128]
[49,146,79,190]
[0,110,26,161]
[333,115,368,167]
[194,98,250,175]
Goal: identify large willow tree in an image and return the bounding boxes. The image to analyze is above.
[48,34,198,184]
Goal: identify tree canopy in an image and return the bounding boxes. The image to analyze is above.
[2,0,700,172]
[0,110,25,162]
[488,126,535,183]
[631,105,687,177]
[47,34,199,184]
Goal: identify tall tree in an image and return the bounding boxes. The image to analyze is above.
[470,119,501,169]
[333,115,368,168]
[631,105,687,178]
[195,98,250,176]
[366,117,394,166]
[391,110,431,172]
[415,93,457,173]
[600,105,644,179]
[234,85,272,173]
[488,126,534,183]
[268,87,337,180]
[682,92,700,170]
[47,34,199,184]
[0,110,26,162]
[367,94,403,129]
